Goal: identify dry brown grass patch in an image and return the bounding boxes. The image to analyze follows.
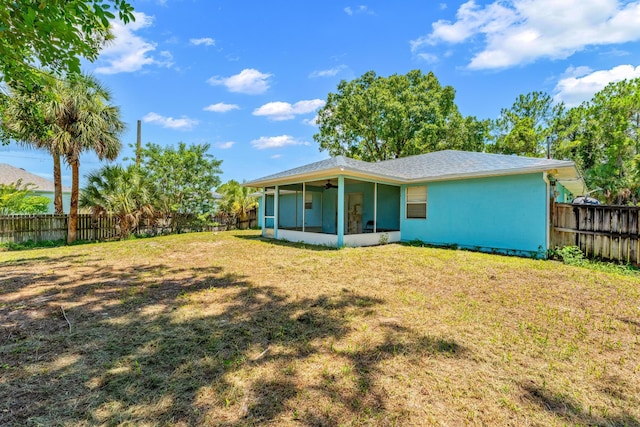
[1,231,639,426]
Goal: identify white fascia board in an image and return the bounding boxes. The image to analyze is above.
[405,164,579,184]
[244,167,405,187]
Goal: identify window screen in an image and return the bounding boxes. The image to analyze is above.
[305,192,313,209]
[406,186,427,219]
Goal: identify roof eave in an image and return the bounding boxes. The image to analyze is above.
[405,163,579,184]
[244,159,584,191]
[243,166,406,187]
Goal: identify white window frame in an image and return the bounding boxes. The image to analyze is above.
[305,192,313,210]
[406,186,427,219]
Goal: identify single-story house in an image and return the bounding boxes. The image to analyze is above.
[0,163,71,214]
[243,150,585,258]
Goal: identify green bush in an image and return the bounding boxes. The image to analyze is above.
[551,245,639,276]
[1,239,65,251]
[553,245,584,265]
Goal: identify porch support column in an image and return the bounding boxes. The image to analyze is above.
[274,185,279,239]
[261,188,266,236]
[337,176,345,247]
[374,182,378,233]
[302,182,306,232]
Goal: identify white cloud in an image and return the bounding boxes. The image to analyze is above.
[302,115,319,126]
[214,141,236,149]
[309,65,347,78]
[253,99,325,121]
[417,53,439,63]
[207,68,272,94]
[203,102,240,113]
[344,5,374,16]
[270,154,283,159]
[412,0,640,69]
[190,37,215,46]
[142,112,198,130]
[95,12,173,74]
[553,64,640,107]
[251,135,309,150]
[157,51,174,67]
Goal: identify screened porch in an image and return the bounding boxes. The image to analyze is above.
[260,177,401,247]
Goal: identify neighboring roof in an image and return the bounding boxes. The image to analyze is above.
[245,150,586,195]
[0,163,71,192]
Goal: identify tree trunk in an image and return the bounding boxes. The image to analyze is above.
[52,152,64,214]
[67,158,79,244]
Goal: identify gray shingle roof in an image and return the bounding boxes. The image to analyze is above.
[245,150,584,193]
[377,150,576,180]
[0,163,71,192]
[248,156,403,183]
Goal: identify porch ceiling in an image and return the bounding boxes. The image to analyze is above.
[263,177,391,192]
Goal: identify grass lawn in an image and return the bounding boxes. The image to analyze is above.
[1,230,639,426]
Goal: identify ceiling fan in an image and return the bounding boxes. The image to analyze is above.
[324,180,338,189]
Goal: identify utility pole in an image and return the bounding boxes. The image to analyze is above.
[136,120,142,167]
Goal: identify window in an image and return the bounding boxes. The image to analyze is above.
[305,192,313,209]
[406,186,427,219]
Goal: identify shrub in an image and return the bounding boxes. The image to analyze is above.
[553,245,584,266]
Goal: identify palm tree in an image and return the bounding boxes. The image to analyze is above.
[48,74,124,243]
[1,76,66,213]
[80,165,155,239]
[217,180,258,229]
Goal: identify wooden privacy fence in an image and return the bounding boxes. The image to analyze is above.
[551,203,640,265]
[0,209,258,244]
[0,214,120,244]
[238,209,258,230]
[0,214,67,243]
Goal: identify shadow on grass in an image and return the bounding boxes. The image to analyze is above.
[0,254,466,426]
[619,316,640,330]
[521,381,640,427]
[233,233,338,251]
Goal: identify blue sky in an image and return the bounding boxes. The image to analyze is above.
[3,0,640,187]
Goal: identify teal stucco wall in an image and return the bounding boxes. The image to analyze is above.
[400,173,548,257]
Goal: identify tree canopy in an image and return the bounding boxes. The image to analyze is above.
[140,142,223,231]
[0,0,134,86]
[570,79,640,204]
[314,70,488,161]
[488,91,563,157]
[1,75,66,213]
